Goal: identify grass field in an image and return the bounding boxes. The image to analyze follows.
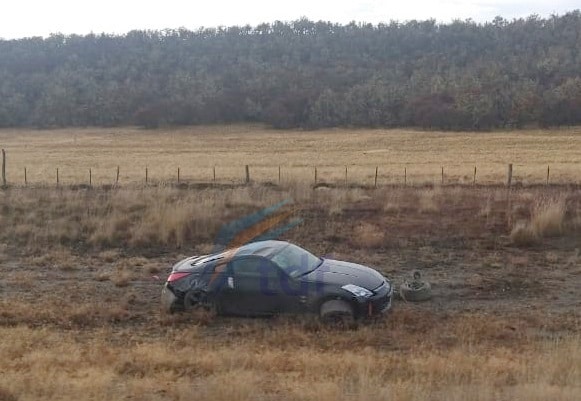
[1,125,581,185]
[1,126,581,400]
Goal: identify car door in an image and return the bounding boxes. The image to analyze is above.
[223,256,284,315]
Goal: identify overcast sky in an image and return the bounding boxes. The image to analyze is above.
[1,0,579,39]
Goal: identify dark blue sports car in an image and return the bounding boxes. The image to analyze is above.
[161,240,392,322]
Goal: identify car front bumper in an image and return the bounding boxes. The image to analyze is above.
[356,282,393,317]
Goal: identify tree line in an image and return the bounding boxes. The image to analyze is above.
[1,12,580,130]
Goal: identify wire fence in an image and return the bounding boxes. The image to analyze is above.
[2,152,580,190]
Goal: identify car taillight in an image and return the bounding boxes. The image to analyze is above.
[167,272,191,282]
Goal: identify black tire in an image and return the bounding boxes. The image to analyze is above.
[400,281,432,302]
[319,299,355,326]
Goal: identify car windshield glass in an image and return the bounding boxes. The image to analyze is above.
[270,244,322,278]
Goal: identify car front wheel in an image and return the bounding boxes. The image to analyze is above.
[319,299,355,326]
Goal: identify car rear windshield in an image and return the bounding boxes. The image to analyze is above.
[270,244,322,278]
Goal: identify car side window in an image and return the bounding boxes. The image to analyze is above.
[230,257,279,278]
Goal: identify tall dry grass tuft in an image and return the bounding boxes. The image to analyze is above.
[510,222,539,247]
[530,196,566,237]
[510,196,568,246]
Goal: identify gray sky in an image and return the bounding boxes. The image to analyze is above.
[1,0,579,39]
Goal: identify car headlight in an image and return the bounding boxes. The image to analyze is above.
[341,284,373,298]
[384,280,392,294]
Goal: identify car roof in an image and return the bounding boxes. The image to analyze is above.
[190,240,289,267]
[232,240,289,258]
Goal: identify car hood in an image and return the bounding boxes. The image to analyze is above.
[302,259,385,290]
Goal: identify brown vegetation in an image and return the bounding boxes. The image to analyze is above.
[1,181,581,400]
[0,313,579,401]
[1,126,581,186]
[510,195,573,246]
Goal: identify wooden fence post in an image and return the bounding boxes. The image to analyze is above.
[56,168,59,187]
[145,167,148,184]
[1,149,6,188]
[546,165,550,185]
[278,165,281,184]
[507,164,513,187]
[404,167,407,186]
[245,165,250,184]
[314,167,317,184]
[374,166,378,188]
[177,167,180,184]
[345,166,348,186]
[473,166,477,185]
[441,166,444,185]
[24,167,27,186]
[213,166,216,182]
[116,166,120,185]
[89,168,92,187]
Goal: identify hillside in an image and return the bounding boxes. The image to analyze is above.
[1,12,580,130]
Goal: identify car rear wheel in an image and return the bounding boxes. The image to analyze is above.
[319,299,355,326]
[184,289,218,315]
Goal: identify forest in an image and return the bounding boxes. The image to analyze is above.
[0,12,580,130]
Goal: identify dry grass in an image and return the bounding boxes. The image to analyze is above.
[1,126,581,400]
[531,197,566,237]
[0,319,579,401]
[28,248,78,271]
[418,188,441,213]
[0,184,580,400]
[510,222,540,246]
[1,185,579,254]
[95,272,110,282]
[510,195,570,246]
[0,125,581,185]
[381,188,405,213]
[0,186,288,251]
[111,270,132,287]
[98,250,120,263]
[352,223,385,249]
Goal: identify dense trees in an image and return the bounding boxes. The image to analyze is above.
[1,12,580,130]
